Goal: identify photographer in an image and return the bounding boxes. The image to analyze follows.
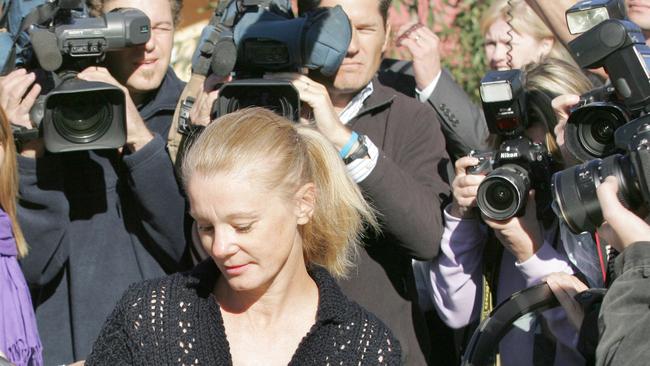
[378,0,576,161]
[547,176,650,366]
[0,0,189,364]
[241,0,455,364]
[419,59,594,365]
[526,0,650,47]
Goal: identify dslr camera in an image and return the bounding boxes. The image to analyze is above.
[184,0,351,127]
[468,69,554,221]
[553,115,650,234]
[563,0,650,162]
[7,0,150,153]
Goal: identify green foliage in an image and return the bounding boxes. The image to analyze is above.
[437,0,493,102]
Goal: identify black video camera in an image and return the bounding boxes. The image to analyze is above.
[553,115,650,234]
[468,70,554,221]
[186,0,351,126]
[564,11,650,162]
[9,0,150,153]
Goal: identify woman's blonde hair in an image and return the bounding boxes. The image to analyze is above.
[182,108,377,278]
[480,0,575,65]
[0,107,27,258]
[523,57,594,164]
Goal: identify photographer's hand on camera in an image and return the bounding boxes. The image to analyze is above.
[265,72,354,150]
[0,68,45,158]
[77,66,153,152]
[450,156,484,218]
[189,74,232,126]
[484,190,544,263]
[596,176,650,252]
[395,22,442,92]
[546,272,588,331]
[552,94,581,165]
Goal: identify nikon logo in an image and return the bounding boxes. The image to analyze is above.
[499,152,518,159]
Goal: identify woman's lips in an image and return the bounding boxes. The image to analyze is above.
[224,263,249,275]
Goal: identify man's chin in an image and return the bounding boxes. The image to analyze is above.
[126,71,165,94]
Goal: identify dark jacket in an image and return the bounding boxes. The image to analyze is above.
[85,260,401,365]
[339,78,451,365]
[596,242,650,366]
[379,59,490,161]
[18,68,189,365]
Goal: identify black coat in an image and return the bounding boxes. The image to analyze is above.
[18,68,190,365]
[339,79,451,365]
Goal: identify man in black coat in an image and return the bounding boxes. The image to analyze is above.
[0,0,189,364]
[265,0,451,364]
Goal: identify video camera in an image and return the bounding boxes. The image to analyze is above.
[467,70,554,221]
[553,115,650,234]
[7,0,151,153]
[184,0,351,128]
[563,0,650,162]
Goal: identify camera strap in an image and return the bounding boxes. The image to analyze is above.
[167,0,234,166]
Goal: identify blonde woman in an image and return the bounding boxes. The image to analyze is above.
[0,107,42,366]
[85,108,400,365]
[481,0,575,70]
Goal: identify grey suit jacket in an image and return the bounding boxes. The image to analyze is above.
[379,59,490,160]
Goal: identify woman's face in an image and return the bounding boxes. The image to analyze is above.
[484,18,551,70]
[187,169,313,293]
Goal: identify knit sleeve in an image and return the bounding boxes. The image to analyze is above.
[359,311,402,365]
[84,285,138,365]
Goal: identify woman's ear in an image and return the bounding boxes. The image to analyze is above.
[294,183,316,225]
[539,37,554,58]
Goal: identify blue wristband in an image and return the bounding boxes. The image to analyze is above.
[339,131,358,159]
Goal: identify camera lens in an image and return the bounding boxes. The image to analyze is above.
[51,92,113,144]
[565,104,628,162]
[477,164,530,220]
[552,154,640,233]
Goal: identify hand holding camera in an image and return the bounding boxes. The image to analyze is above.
[76,66,153,152]
[449,155,484,219]
[596,176,650,252]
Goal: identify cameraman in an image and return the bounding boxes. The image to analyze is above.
[0,0,189,364]
[260,1,451,364]
[548,176,650,366]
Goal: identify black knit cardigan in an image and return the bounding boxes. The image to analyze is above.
[85,260,402,365]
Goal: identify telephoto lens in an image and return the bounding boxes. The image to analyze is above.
[552,154,641,233]
[477,164,531,221]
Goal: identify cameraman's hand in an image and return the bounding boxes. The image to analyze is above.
[189,74,232,126]
[551,94,580,165]
[484,190,544,263]
[449,156,484,218]
[597,176,650,252]
[0,68,45,158]
[545,272,588,331]
[395,22,441,91]
[264,72,352,149]
[77,66,153,152]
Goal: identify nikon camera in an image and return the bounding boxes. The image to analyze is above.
[467,69,554,221]
[10,0,151,153]
[553,115,650,234]
[563,0,650,162]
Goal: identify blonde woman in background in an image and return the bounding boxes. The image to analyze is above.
[481,0,576,70]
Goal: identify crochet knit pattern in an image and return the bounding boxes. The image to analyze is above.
[85,260,401,365]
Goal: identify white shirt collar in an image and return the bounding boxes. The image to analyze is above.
[338,81,374,124]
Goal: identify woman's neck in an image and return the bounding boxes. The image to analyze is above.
[215,253,318,329]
